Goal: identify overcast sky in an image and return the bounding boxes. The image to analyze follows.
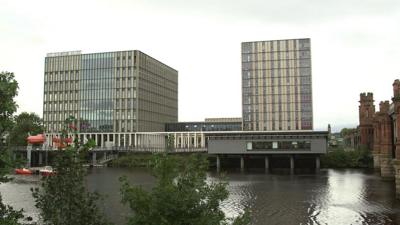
[1,0,399,132]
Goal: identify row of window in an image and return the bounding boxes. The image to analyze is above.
[44,81,79,92]
[44,102,79,112]
[243,121,313,131]
[243,106,312,113]
[243,107,313,114]
[44,71,79,82]
[243,68,311,77]
[242,51,310,62]
[242,39,310,54]
[243,94,312,101]
[44,92,79,102]
[242,59,311,70]
[243,91,312,97]
[246,141,311,151]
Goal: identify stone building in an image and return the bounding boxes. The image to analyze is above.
[359,92,375,150]
[359,80,400,199]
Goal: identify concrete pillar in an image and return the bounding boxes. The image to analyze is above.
[134,133,137,147]
[216,155,221,172]
[201,133,205,148]
[187,133,190,149]
[316,155,320,171]
[265,155,269,172]
[174,133,177,148]
[27,145,32,168]
[290,155,294,174]
[92,152,97,165]
[101,134,104,148]
[394,160,400,199]
[123,134,127,147]
[38,152,43,166]
[240,156,244,172]
[103,151,107,161]
[95,134,98,147]
[194,133,197,148]
[180,133,183,148]
[380,154,395,179]
[373,154,381,170]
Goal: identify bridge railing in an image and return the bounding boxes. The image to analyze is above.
[91,146,207,153]
[9,146,55,151]
[9,146,208,153]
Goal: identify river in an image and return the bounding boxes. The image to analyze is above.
[1,168,400,225]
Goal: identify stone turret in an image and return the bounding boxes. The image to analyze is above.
[359,92,375,150]
[393,79,400,100]
[376,101,394,179]
[379,101,390,113]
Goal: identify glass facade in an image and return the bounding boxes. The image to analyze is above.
[242,39,313,131]
[165,122,242,132]
[80,53,115,132]
[43,50,178,133]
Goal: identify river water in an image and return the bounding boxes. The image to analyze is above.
[1,168,400,225]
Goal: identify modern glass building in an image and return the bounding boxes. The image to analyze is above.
[43,50,178,134]
[241,38,313,131]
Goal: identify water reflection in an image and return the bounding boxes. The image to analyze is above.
[0,169,399,225]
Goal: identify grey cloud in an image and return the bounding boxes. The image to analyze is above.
[135,0,400,24]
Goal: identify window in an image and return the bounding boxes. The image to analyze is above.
[246,142,252,150]
[247,141,311,151]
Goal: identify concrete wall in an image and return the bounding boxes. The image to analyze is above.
[208,138,327,155]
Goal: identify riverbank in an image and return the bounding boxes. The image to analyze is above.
[109,153,208,168]
[320,147,373,168]
[110,149,373,169]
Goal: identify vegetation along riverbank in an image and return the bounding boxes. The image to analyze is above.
[320,147,373,168]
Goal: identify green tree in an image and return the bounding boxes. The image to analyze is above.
[166,134,175,152]
[8,112,43,146]
[0,71,28,224]
[32,116,110,225]
[0,71,19,146]
[340,128,356,138]
[321,147,373,168]
[120,154,250,225]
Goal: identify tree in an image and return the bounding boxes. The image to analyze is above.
[340,128,356,138]
[166,134,175,152]
[0,71,28,224]
[0,71,19,147]
[32,116,110,225]
[120,154,250,225]
[8,112,43,146]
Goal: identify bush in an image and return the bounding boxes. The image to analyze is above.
[321,147,373,168]
[110,154,153,168]
[120,154,250,225]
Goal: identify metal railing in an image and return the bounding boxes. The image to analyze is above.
[9,146,208,153]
